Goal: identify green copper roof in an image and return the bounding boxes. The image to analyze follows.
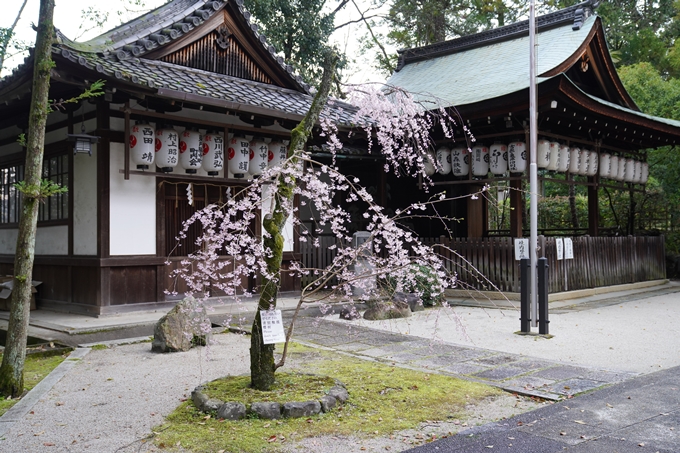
[387,15,597,108]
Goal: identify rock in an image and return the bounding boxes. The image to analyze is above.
[282,401,321,418]
[328,385,349,403]
[191,386,208,408]
[202,398,224,412]
[250,402,281,419]
[217,402,246,420]
[339,305,361,320]
[152,298,211,353]
[395,292,424,312]
[319,395,337,413]
[363,300,411,320]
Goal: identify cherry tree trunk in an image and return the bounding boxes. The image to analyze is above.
[0,0,54,397]
[250,53,337,391]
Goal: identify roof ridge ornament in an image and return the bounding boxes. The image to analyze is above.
[216,25,231,50]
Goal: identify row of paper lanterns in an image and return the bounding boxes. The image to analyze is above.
[427,140,648,184]
[129,121,288,177]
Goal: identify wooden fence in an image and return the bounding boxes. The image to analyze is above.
[300,235,666,293]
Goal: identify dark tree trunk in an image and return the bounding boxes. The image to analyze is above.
[0,0,54,398]
[250,52,338,391]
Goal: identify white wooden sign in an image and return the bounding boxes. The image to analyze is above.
[260,309,286,344]
[564,237,574,260]
[556,238,564,260]
[514,238,529,261]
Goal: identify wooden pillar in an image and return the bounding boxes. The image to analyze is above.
[467,184,487,238]
[588,179,599,236]
[509,178,523,237]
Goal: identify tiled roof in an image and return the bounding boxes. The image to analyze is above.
[1,0,310,94]
[56,47,357,124]
[387,15,597,109]
[396,0,599,70]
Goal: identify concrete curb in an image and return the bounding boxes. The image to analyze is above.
[0,348,91,438]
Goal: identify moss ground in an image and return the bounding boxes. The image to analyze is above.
[153,343,503,452]
[0,352,67,416]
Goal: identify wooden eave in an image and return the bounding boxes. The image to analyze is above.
[450,75,680,151]
[143,3,297,90]
[540,17,638,111]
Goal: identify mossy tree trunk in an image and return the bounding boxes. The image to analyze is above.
[250,52,338,391]
[0,0,54,398]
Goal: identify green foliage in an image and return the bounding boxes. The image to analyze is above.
[15,179,67,202]
[154,341,499,452]
[244,0,346,87]
[50,79,105,112]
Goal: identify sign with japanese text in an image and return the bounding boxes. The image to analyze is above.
[564,237,574,260]
[260,309,286,344]
[556,238,564,260]
[514,238,529,261]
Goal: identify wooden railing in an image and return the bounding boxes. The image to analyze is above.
[300,235,666,293]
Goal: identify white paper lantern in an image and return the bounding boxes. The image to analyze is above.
[179,128,202,174]
[508,142,527,173]
[130,121,155,169]
[436,147,452,175]
[633,160,643,183]
[616,157,626,181]
[268,141,287,168]
[201,130,224,176]
[599,153,611,178]
[569,147,581,174]
[609,155,619,180]
[155,125,179,172]
[423,153,436,176]
[557,144,570,172]
[472,145,489,177]
[537,139,551,168]
[587,151,598,176]
[228,135,250,177]
[451,147,469,176]
[489,143,508,175]
[640,162,649,184]
[578,150,590,175]
[547,141,560,171]
[249,139,269,176]
[624,158,635,182]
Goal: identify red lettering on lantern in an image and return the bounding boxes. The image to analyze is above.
[249,149,254,160]
[228,147,235,160]
[202,143,209,155]
[129,135,137,148]
[268,150,274,161]
[155,138,161,152]
[179,141,187,153]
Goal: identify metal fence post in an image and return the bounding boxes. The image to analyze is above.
[538,257,549,335]
[520,258,531,333]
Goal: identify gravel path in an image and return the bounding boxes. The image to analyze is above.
[331,289,680,374]
[0,334,252,453]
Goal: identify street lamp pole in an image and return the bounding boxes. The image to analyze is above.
[529,0,539,328]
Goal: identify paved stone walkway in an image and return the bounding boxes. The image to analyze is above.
[291,317,636,401]
[404,364,680,452]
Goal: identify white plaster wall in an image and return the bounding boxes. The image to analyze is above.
[0,230,18,254]
[109,142,156,255]
[0,226,68,255]
[35,226,68,255]
[73,145,98,255]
